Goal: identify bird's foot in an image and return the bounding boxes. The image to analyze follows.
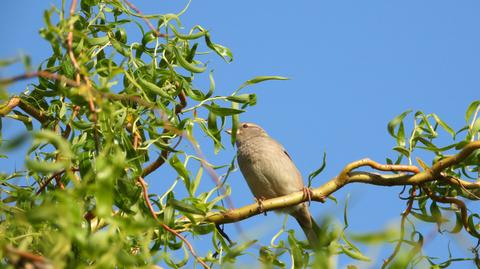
[302,187,314,206]
[255,197,267,216]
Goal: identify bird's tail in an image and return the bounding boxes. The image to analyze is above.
[291,205,320,249]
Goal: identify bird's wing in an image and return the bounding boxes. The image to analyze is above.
[271,139,305,188]
[283,149,292,160]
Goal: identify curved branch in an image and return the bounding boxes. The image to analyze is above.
[203,141,480,225]
[0,96,50,123]
[421,185,469,234]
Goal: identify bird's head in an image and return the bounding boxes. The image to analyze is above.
[226,122,269,145]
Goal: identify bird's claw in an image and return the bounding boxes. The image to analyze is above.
[302,187,314,206]
[255,197,267,216]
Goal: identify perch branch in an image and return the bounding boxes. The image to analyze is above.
[203,141,480,225]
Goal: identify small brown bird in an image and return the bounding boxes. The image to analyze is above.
[227,122,319,247]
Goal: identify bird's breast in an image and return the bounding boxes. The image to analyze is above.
[236,137,304,199]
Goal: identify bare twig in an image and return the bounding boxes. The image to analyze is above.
[137,177,209,269]
[175,90,187,114]
[338,158,420,182]
[122,0,167,38]
[422,185,469,234]
[4,245,52,268]
[382,186,417,269]
[67,0,80,71]
[0,70,81,87]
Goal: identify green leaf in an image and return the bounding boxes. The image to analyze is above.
[349,229,398,244]
[308,151,326,187]
[226,94,257,106]
[234,76,289,94]
[207,109,223,154]
[190,167,203,196]
[185,43,198,62]
[465,100,480,123]
[138,78,173,100]
[25,159,68,173]
[223,240,257,262]
[169,154,191,188]
[432,113,455,138]
[230,102,239,146]
[170,25,206,40]
[170,199,205,215]
[204,104,244,116]
[450,211,464,233]
[205,32,233,62]
[430,201,445,230]
[87,36,109,46]
[287,230,307,268]
[206,70,215,98]
[388,109,412,138]
[343,195,350,229]
[472,118,480,134]
[173,46,206,73]
[410,211,438,223]
[467,213,480,238]
[396,122,406,147]
[141,30,157,45]
[340,244,371,262]
[393,146,410,158]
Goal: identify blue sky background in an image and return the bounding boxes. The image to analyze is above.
[1,1,480,268]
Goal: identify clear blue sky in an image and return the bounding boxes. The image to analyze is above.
[2,1,480,268]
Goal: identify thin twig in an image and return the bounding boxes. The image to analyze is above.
[122,0,166,38]
[382,186,417,269]
[0,70,81,87]
[62,105,80,138]
[4,245,46,263]
[422,185,469,234]
[36,169,69,194]
[338,158,420,182]
[67,0,80,71]
[137,177,209,269]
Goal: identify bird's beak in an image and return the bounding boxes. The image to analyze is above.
[225,128,232,135]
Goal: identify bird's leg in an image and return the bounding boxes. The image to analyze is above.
[302,187,327,204]
[255,196,267,216]
[302,187,313,206]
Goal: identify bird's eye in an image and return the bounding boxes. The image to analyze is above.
[242,123,249,128]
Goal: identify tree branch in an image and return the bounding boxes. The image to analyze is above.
[0,96,50,123]
[202,141,480,225]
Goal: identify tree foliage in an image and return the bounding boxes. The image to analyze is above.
[0,1,480,268]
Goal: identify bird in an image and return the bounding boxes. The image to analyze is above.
[227,122,320,248]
